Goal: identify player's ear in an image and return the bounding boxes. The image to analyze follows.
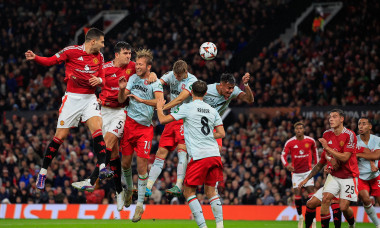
[147,64,152,71]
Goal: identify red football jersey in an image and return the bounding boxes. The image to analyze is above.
[34,44,105,94]
[323,127,359,178]
[99,61,136,108]
[281,136,319,173]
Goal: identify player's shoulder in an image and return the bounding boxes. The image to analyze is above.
[342,127,356,138]
[129,74,138,80]
[128,61,135,68]
[63,45,83,52]
[187,72,197,81]
[103,61,114,69]
[285,136,297,145]
[323,128,334,136]
[304,136,316,143]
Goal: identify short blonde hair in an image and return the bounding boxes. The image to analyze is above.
[294,122,304,128]
[136,49,153,65]
[173,60,187,75]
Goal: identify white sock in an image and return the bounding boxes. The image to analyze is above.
[147,157,164,189]
[187,195,206,228]
[176,150,187,189]
[365,204,380,225]
[137,173,148,203]
[210,195,223,226]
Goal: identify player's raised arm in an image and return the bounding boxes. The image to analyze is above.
[156,98,175,124]
[236,73,254,104]
[163,89,191,111]
[25,48,68,66]
[118,76,130,103]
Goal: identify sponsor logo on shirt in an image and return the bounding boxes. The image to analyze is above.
[75,64,96,73]
[299,150,304,155]
[170,89,181,95]
[111,87,119,90]
[132,84,148,93]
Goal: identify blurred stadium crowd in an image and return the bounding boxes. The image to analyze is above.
[0,0,379,205]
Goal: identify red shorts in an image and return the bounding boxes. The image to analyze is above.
[184,156,223,187]
[120,116,153,159]
[213,129,222,147]
[158,119,185,151]
[358,176,380,196]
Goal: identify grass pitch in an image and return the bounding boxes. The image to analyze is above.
[0,220,375,228]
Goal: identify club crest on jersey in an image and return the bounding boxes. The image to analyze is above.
[93,58,99,64]
[340,141,344,147]
[305,143,310,148]
[181,84,185,89]
[60,120,65,126]
[144,80,149,85]
[126,69,132,75]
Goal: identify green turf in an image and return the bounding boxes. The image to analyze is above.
[0,220,375,228]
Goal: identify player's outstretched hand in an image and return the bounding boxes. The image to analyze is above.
[157,98,166,110]
[25,50,36,61]
[148,72,158,84]
[127,94,143,103]
[242,72,250,84]
[318,138,328,149]
[298,179,307,191]
[89,75,100,86]
[119,76,127,89]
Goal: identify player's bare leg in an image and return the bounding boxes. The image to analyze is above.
[86,116,109,179]
[146,147,169,194]
[321,192,335,228]
[359,190,380,227]
[167,144,187,196]
[132,156,148,223]
[36,128,69,189]
[340,199,355,227]
[184,185,208,228]
[205,185,223,228]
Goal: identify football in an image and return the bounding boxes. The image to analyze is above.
[199,42,217,60]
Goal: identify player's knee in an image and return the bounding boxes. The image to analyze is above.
[361,197,372,206]
[306,198,317,209]
[157,148,168,158]
[339,203,349,212]
[322,195,332,205]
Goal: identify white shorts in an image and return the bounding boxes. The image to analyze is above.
[292,170,314,188]
[312,187,339,202]
[101,106,126,138]
[323,174,358,202]
[57,92,101,128]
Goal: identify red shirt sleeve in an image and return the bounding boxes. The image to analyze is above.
[312,139,319,164]
[319,151,327,165]
[281,141,291,167]
[34,48,69,66]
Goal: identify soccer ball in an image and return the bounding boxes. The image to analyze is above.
[199,42,217,60]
